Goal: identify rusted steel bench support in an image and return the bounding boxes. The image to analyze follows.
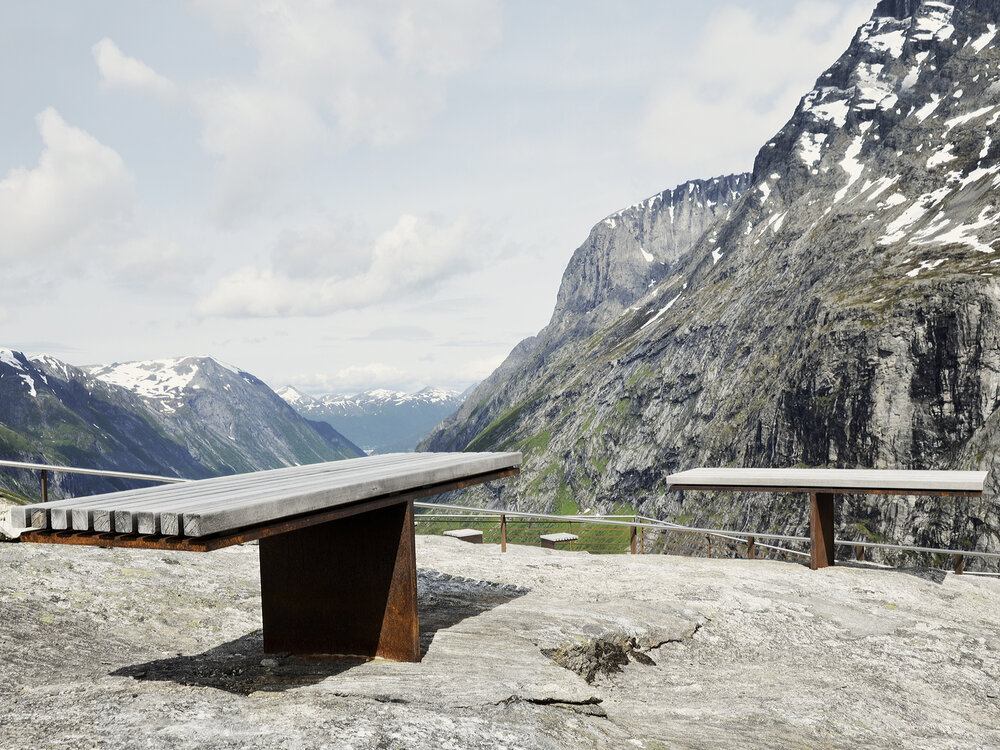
[810,492,835,570]
[259,499,419,661]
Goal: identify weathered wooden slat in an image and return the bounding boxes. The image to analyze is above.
[45,453,430,523]
[53,459,347,528]
[183,453,519,537]
[9,506,29,529]
[18,467,520,552]
[66,454,430,528]
[62,453,434,531]
[157,459,459,536]
[12,453,522,539]
[117,455,437,534]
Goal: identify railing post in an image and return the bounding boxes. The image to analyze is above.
[40,469,48,503]
[954,554,964,575]
[706,535,712,558]
[855,545,865,562]
[639,524,645,554]
[630,518,637,555]
[746,535,755,560]
[500,514,507,553]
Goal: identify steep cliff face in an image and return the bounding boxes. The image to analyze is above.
[551,175,751,337]
[423,0,1000,558]
[424,174,750,454]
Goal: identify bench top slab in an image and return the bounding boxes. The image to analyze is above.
[13,452,521,538]
[666,467,988,495]
[540,532,579,542]
[442,528,484,538]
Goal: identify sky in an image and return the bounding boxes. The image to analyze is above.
[0,0,873,396]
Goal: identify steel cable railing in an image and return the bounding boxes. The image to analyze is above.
[415,502,1000,573]
[1,460,995,573]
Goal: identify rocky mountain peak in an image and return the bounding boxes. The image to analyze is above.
[275,385,315,407]
[551,174,750,336]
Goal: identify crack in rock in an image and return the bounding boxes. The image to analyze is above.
[502,695,608,718]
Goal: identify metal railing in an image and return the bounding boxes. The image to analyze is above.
[0,459,184,503]
[413,503,812,560]
[1,459,995,574]
[414,503,1000,574]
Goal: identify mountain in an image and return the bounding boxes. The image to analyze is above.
[278,386,463,453]
[424,174,751,455]
[421,0,1000,557]
[0,351,363,502]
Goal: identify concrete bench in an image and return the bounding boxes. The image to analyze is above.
[540,532,578,549]
[442,528,483,544]
[12,451,521,662]
[666,468,987,570]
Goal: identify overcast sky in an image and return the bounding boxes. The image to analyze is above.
[0,0,873,395]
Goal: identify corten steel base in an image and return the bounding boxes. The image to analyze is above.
[259,499,419,661]
[809,492,835,570]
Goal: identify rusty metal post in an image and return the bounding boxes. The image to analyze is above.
[258,499,420,661]
[855,545,865,562]
[954,554,965,575]
[809,492,836,569]
[40,469,48,503]
[706,535,712,558]
[500,514,507,553]
[746,535,756,560]
[630,521,637,555]
[639,525,645,554]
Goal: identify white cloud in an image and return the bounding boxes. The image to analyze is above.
[188,0,502,219]
[289,362,412,394]
[99,235,197,288]
[92,38,177,99]
[635,1,872,175]
[454,353,506,383]
[0,108,134,259]
[196,83,328,221]
[198,214,488,317]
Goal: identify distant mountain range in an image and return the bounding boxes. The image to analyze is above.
[277,386,463,453]
[422,0,1000,556]
[0,350,363,501]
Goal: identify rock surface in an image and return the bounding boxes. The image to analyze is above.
[2,535,999,748]
[423,174,750,457]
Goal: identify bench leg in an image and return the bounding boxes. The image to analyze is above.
[809,492,836,570]
[258,499,420,661]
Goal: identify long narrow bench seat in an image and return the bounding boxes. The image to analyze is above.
[12,451,521,661]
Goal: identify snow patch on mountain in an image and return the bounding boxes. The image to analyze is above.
[88,357,245,400]
[0,348,38,397]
